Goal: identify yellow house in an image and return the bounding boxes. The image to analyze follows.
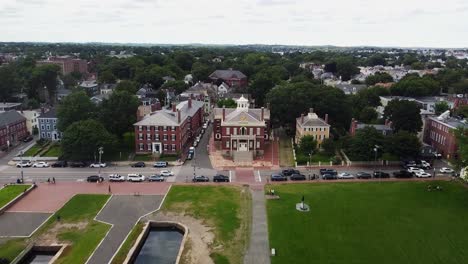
[295,108,330,148]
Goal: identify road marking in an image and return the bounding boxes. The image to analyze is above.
[76,179,85,182]
[229,170,232,182]
[256,170,261,182]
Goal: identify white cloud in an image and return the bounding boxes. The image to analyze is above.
[0,0,466,47]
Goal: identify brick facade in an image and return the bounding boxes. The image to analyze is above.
[0,111,28,149]
[423,117,466,159]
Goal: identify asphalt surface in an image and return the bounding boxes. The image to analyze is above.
[0,212,51,237]
[87,195,164,264]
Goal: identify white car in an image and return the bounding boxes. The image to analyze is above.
[32,162,49,168]
[202,123,208,129]
[196,136,201,143]
[160,170,174,177]
[439,167,454,174]
[127,173,145,182]
[16,161,32,168]
[90,163,107,168]
[420,160,431,169]
[109,174,125,182]
[407,167,424,174]
[193,141,198,147]
[337,172,354,179]
[415,171,432,178]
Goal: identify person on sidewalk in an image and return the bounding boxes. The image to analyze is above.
[52,177,56,184]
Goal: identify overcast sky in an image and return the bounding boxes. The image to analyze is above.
[1,0,467,48]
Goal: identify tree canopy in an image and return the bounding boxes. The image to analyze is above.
[99,90,139,138]
[57,91,96,131]
[383,99,422,133]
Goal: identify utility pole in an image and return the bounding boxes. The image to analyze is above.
[98,147,104,178]
[19,150,24,183]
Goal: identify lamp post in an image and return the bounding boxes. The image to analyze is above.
[373,145,380,175]
[19,150,24,183]
[98,147,104,178]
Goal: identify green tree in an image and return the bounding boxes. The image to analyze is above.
[57,91,96,131]
[0,65,21,101]
[248,73,275,107]
[161,80,188,95]
[61,119,117,161]
[384,131,421,158]
[217,98,237,108]
[455,105,468,118]
[390,74,439,96]
[359,107,378,123]
[348,126,385,161]
[453,127,468,169]
[115,80,139,94]
[383,99,422,133]
[173,52,195,71]
[99,90,139,138]
[98,70,116,84]
[365,72,393,86]
[366,54,386,66]
[321,138,335,156]
[335,57,360,81]
[299,135,317,155]
[62,74,78,89]
[191,62,215,82]
[30,64,61,103]
[434,101,450,115]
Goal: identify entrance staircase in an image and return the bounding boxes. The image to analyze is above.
[234,151,253,165]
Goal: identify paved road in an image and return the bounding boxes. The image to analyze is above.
[87,195,164,264]
[244,189,271,264]
[0,212,51,237]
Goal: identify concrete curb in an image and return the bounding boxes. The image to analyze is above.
[0,183,36,215]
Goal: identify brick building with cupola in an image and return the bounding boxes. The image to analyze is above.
[213,96,270,161]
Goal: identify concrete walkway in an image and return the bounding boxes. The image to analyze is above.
[244,189,271,264]
[86,195,164,264]
[0,212,51,237]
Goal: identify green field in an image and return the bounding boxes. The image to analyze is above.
[162,185,251,264]
[0,185,30,209]
[0,194,110,263]
[267,181,468,264]
[42,144,62,157]
[23,144,42,156]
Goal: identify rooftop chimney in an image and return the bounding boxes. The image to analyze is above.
[177,109,181,123]
[325,114,329,124]
[188,97,192,108]
[350,118,356,136]
[261,107,264,121]
[172,103,176,112]
[301,113,304,123]
[222,106,226,121]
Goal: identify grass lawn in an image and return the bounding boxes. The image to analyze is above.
[133,154,153,161]
[110,222,144,264]
[267,181,468,264]
[279,136,294,167]
[41,144,62,157]
[0,185,31,209]
[162,185,251,264]
[0,194,110,263]
[23,144,42,156]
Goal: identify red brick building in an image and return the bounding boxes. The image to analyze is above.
[213,96,270,158]
[423,116,467,159]
[0,111,28,150]
[37,56,88,76]
[209,69,248,88]
[133,98,204,155]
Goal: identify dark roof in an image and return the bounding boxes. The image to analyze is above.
[38,108,57,119]
[209,70,247,80]
[0,111,26,127]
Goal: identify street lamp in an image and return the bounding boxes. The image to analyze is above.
[373,145,380,175]
[98,147,104,178]
[19,150,24,183]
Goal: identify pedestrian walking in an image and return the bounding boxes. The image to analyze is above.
[47,178,50,183]
[52,177,55,184]
[108,185,111,194]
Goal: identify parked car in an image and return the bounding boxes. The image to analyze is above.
[51,160,68,168]
[439,167,454,174]
[187,153,193,160]
[153,161,168,168]
[356,172,372,179]
[127,173,145,182]
[373,171,390,178]
[290,173,306,181]
[271,174,287,181]
[131,162,146,168]
[87,175,104,182]
[16,161,32,168]
[282,169,300,176]
[407,167,424,174]
[322,173,337,180]
[159,170,174,177]
[202,123,208,129]
[32,162,49,168]
[193,141,198,147]
[90,162,107,168]
[213,174,230,182]
[188,147,195,154]
[192,175,209,182]
[196,136,201,143]
[109,174,125,182]
[320,169,337,175]
[393,170,413,178]
[69,161,86,168]
[420,160,431,169]
[148,174,165,182]
[415,171,432,178]
[337,172,354,179]
[22,136,34,143]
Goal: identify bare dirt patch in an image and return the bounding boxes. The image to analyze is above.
[145,212,215,264]
[35,221,88,245]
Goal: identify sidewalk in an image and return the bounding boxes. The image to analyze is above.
[244,189,270,264]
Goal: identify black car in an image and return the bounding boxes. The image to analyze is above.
[320,169,337,175]
[22,136,33,143]
[290,173,306,181]
[393,170,413,178]
[373,171,390,178]
[51,161,68,168]
[87,175,104,182]
[131,162,146,168]
[322,173,337,180]
[69,161,86,168]
[356,172,372,179]
[281,169,300,176]
[213,174,229,182]
[271,174,287,181]
[193,175,209,182]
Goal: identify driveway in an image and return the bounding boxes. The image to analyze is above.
[0,212,51,237]
[86,195,164,264]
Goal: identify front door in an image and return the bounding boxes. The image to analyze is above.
[152,143,162,154]
[238,142,248,151]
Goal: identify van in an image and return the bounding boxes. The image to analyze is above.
[109,174,125,182]
[153,161,168,168]
[127,173,145,182]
